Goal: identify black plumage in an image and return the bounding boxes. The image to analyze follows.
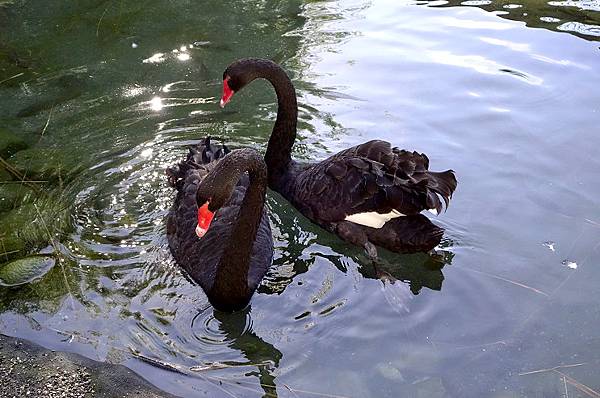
[166,137,273,312]
[288,140,457,223]
[221,59,457,257]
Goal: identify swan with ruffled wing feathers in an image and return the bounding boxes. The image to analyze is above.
[220,58,457,261]
[166,137,273,312]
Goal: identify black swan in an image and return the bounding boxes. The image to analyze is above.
[220,58,457,260]
[166,137,273,312]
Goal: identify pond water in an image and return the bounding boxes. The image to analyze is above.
[1,0,599,397]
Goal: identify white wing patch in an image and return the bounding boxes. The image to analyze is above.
[345,210,405,228]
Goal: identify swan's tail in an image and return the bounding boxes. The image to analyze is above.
[336,140,457,215]
[166,136,230,189]
[387,146,457,215]
[424,169,457,215]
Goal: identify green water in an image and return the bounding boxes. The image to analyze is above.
[1,0,600,397]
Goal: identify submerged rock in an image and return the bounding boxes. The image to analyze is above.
[0,255,55,286]
[0,199,71,261]
[0,126,28,157]
[0,233,26,260]
[8,147,83,181]
[0,183,34,212]
[0,205,33,259]
[0,166,12,180]
[17,74,84,118]
[0,47,30,87]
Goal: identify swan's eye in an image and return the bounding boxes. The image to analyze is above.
[196,202,215,238]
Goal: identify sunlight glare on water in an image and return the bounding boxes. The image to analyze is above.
[1,0,599,397]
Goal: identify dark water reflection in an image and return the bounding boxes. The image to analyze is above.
[427,0,600,41]
[1,0,600,397]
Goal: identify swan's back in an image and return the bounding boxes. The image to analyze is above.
[286,140,456,224]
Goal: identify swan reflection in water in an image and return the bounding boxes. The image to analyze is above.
[180,206,452,396]
[261,195,454,298]
[191,307,282,397]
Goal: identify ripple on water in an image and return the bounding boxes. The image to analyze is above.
[1,0,600,396]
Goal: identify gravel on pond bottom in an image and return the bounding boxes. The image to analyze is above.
[0,333,179,398]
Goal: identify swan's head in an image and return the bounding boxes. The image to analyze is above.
[195,168,238,238]
[220,58,276,107]
[220,62,249,108]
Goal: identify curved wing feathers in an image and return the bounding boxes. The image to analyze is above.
[293,140,457,223]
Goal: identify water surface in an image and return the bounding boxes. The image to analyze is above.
[1,0,599,397]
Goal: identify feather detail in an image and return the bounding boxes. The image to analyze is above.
[290,140,457,224]
[345,210,406,229]
[166,137,272,312]
[221,58,458,255]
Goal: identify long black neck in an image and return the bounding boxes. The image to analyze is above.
[245,60,297,188]
[200,149,268,311]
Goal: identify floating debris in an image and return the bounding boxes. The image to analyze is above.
[561,259,578,269]
[542,241,556,252]
[131,42,138,48]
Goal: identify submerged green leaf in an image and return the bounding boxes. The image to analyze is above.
[0,256,55,287]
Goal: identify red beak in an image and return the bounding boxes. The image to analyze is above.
[220,78,234,108]
[196,202,215,238]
